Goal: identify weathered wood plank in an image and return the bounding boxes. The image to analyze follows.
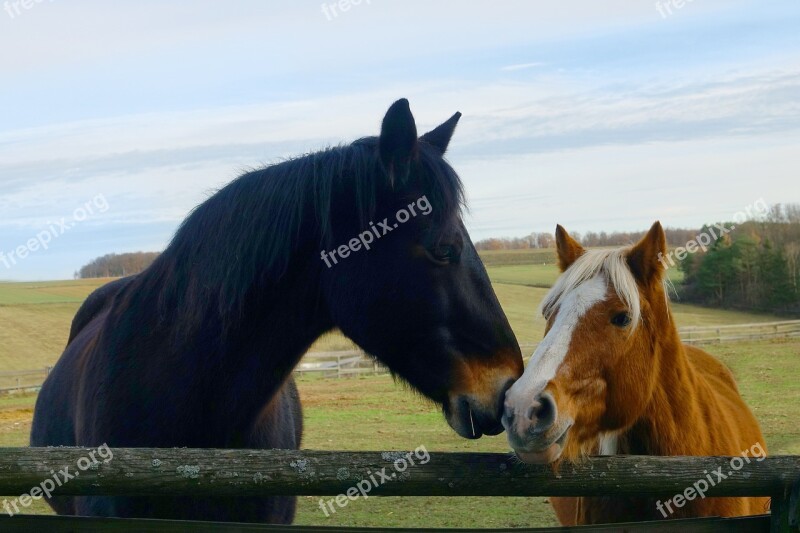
[771,479,800,532]
[0,513,774,532]
[0,449,797,498]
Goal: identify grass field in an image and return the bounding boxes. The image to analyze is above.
[477,248,556,267]
[487,263,685,289]
[0,263,776,369]
[0,279,116,371]
[0,251,796,527]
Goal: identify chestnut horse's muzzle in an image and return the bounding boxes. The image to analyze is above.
[503,390,572,464]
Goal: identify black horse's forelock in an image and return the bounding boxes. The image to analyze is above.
[140,136,464,336]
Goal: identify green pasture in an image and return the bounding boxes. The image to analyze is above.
[477,248,556,267]
[0,259,780,369]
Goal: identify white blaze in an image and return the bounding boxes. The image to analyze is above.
[504,275,607,429]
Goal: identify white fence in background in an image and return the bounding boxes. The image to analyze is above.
[293,350,384,378]
[679,320,800,345]
[0,367,53,393]
[2,320,798,392]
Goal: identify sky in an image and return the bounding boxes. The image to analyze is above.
[1,0,799,280]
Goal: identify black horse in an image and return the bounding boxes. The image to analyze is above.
[31,99,524,523]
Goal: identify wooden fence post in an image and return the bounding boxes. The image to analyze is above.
[771,479,800,532]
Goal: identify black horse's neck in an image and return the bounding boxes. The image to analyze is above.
[205,258,332,445]
[106,149,371,444]
[100,136,461,446]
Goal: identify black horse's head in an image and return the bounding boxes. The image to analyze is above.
[320,99,524,438]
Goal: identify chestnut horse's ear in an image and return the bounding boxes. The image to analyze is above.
[627,221,667,287]
[555,224,585,272]
[379,98,418,186]
[420,112,462,155]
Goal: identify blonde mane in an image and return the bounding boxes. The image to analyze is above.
[539,248,644,329]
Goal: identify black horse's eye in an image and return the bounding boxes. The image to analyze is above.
[611,312,631,328]
[426,244,459,265]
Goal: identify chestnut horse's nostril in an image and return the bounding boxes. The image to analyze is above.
[529,392,557,432]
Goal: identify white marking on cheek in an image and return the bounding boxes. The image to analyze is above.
[506,276,607,410]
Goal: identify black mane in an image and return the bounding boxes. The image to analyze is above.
[132,137,464,337]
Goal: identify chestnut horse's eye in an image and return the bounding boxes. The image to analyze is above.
[611,312,631,328]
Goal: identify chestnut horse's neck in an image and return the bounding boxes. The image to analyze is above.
[612,308,712,457]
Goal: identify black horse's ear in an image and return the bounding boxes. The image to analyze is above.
[420,112,461,155]
[379,99,417,186]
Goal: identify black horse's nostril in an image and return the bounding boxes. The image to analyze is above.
[500,378,515,399]
[529,392,557,432]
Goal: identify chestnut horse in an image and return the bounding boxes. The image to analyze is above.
[31,99,523,523]
[503,221,769,524]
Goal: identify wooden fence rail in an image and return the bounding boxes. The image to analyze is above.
[0,367,51,393]
[0,448,797,498]
[0,449,797,531]
[294,351,382,378]
[0,514,781,532]
[680,320,800,345]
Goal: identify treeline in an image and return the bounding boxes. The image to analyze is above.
[474,203,800,314]
[680,204,800,314]
[475,228,700,250]
[75,252,159,279]
[476,233,554,250]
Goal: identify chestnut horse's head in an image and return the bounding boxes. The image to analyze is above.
[503,222,670,464]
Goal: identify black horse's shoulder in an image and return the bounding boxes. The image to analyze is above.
[68,276,137,345]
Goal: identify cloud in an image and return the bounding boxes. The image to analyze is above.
[500,62,546,72]
[2,66,798,239]
[452,69,800,159]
